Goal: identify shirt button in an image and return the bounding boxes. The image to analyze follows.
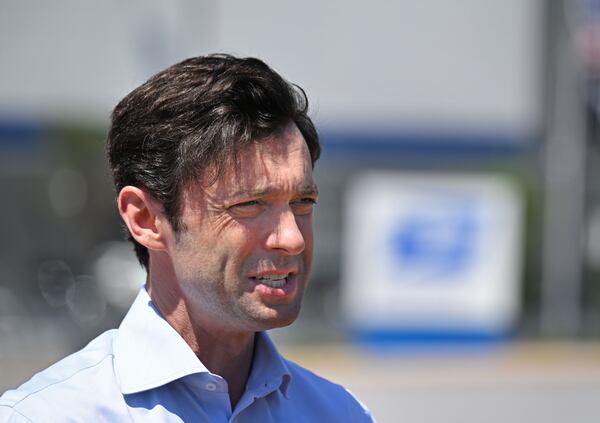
[205,382,217,391]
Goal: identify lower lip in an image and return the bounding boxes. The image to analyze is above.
[250,275,299,298]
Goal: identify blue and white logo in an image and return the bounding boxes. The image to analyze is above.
[389,198,480,282]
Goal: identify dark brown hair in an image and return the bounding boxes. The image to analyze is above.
[106,54,320,269]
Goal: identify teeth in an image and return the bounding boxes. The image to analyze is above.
[258,274,287,281]
[256,274,288,288]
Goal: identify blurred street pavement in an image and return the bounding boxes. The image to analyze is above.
[280,342,600,423]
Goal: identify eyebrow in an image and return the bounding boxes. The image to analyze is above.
[230,183,319,199]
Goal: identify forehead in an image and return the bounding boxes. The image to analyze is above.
[192,123,316,199]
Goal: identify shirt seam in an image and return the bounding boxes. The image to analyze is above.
[9,353,115,409]
[0,405,35,423]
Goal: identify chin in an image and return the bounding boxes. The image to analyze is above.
[252,306,301,331]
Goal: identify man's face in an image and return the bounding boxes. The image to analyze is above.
[165,123,318,333]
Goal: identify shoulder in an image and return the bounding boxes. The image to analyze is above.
[0,329,120,422]
[283,359,376,422]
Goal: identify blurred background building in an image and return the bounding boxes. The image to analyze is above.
[2,1,600,421]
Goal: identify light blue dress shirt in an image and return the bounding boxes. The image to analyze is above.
[0,288,375,422]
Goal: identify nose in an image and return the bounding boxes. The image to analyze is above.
[265,207,306,255]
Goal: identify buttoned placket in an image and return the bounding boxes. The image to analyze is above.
[183,373,233,422]
[229,379,284,422]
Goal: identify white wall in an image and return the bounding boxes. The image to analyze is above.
[0,0,544,137]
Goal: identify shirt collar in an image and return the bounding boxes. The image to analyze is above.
[114,288,209,394]
[114,288,292,397]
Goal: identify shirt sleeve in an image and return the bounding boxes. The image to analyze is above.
[0,406,35,423]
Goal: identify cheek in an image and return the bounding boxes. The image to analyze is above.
[229,218,265,247]
[217,224,262,271]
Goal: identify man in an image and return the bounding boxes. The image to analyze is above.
[0,54,375,422]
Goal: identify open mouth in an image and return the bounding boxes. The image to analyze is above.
[252,274,289,288]
[248,270,299,298]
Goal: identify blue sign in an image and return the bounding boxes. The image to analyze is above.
[389,197,480,282]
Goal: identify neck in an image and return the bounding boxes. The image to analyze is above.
[146,265,255,409]
[191,326,255,409]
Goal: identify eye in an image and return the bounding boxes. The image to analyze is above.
[227,199,264,217]
[291,197,318,215]
[234,200,261,208]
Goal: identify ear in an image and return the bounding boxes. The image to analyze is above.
[118,186,169,252]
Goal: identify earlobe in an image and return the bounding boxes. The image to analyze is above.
[118,186,168,251]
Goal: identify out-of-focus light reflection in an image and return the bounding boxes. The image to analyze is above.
[66,275,106,327]
[37,260,75,307]
[93,241,146,310]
